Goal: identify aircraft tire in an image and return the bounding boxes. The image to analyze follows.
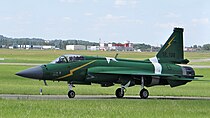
[140,89,149,99]
[115,88,124,98]
[68,90,75,98]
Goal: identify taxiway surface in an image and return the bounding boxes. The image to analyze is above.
[1,94,210,100]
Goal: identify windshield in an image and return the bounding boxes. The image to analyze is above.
[51,55,85,63]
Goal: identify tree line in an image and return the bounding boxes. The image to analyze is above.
[0,35,98,49]
[0,35,210,51]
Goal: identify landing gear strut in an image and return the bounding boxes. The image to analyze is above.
[140,77,149,99]
[68,83,75,98]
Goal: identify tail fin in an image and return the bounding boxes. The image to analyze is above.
[157,28,188,64]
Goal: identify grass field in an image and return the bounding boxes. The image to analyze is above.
[1,49,210,118]
[0,49,155,63]
[1,99,210,118]
[0,49,210,65]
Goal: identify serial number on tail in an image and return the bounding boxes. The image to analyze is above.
[162,52,176,58]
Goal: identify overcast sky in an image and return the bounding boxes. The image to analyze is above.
[0,0,209,46]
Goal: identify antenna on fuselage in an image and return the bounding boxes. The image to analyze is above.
[115,53,119,59]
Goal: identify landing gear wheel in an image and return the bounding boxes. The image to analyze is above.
[68,90,75,98]
[115,88,124,98]
[140,89,149,99]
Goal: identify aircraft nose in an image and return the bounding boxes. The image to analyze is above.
[16,66,43,79]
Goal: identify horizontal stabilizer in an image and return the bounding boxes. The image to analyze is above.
[165,76,208,81]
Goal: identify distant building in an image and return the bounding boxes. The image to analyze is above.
[99,40,108,51]
[108,43,134,51]
[8,46,14,49]
[100,40,134,51]
[66,45,86,50]
[1,45,6,48]
[13,45,56,50]
[32,45,42,49]
[17,45,32,49]
[184,47,197,52]
[42,46,55,50]
[87,46,100,51]
[134,49,142,52]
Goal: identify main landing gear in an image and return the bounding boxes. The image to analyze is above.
[68,83,75,98]
[140,88,149,99]
[139,76,149,99]
[115,88,125,98]
[115,81,131,98]
[115,77,149,99]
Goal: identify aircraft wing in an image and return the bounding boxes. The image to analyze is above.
[88,67,204,81]
[88,67,163,76]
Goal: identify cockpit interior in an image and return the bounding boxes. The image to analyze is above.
[51,55,85,63]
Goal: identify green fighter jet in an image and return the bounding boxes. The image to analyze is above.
[16,28,203,99]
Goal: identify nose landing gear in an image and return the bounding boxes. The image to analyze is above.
[68,83,75,98]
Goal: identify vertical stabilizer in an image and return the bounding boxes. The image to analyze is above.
[157,28,187,63]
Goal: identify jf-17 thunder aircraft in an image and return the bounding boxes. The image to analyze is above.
[16,28,203,99]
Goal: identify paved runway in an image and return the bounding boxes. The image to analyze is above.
[1,94,210,100]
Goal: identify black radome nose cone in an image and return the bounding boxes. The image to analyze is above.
[16,66,43,79]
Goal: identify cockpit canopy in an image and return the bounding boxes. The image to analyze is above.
[51,54,85,63]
